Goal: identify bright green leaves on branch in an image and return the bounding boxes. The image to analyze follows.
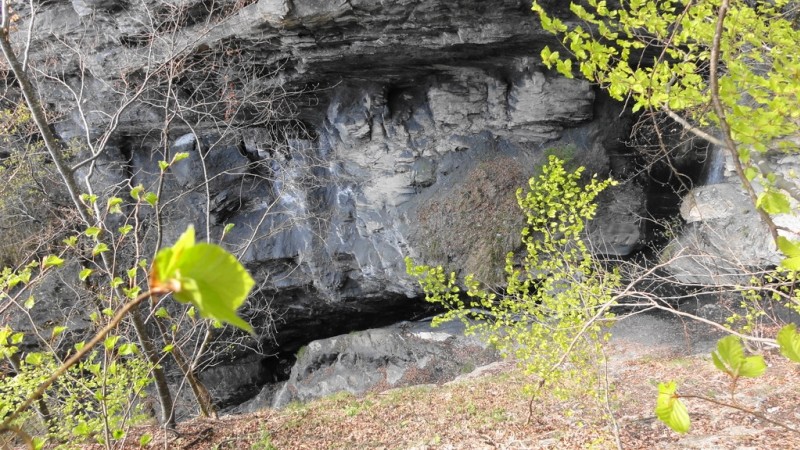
[711,335,766,379]
[41,255,64,269]
[655,381,690,434]
[777,324,800,363]
[531,1,800,266]
[777,237,800,271]
[149,226,255,333]
[407,157,619,400]
[756,190,791,215]
[656,335,769,433]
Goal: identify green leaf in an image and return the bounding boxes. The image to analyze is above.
[155,307,170,319]
[712,335,766,378]
[104,335,120,350]
[119,224,134,235]
[152,227,196,288]
[756,190,791,215]
[32,437,45,450]
[23,296,35,309]
[173,244,255,333]
[124,286,142,299]
[80,193,98,206]
[25,352,44,366]
[172,152,190,163]
[739,355,767,378]
[107,197,123,214]
[744,166,759,181]
[130,184,144,200]
[63,235,78,248]
[781,256,800,271]
[158,160,169,171]
[93,243,110,256]
[52,325,67,338]
[778,237,800,257]
[140,433,153,447]
[144,192,159,207]
[112,429,125,440]
[163,344,175,353]
[118,342,139,356]
[151,226,255,333]
[778,324,800,362]
[42,255,64,269]
[655,381,690,433]
[79,268,94,281]
[541,46,555,69]
[85,226,102,239]
[73,422,89,437]
[223,223,235,235]
[556,58,574,78]
[712,335,745,376]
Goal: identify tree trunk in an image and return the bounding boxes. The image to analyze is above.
[0,4,176,429]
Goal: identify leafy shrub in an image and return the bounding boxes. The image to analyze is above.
[0,329,152,448]
[407,156,619,400]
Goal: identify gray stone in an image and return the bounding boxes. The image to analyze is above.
[266,319,498,409]
[71,0,124,16]
[664,181,781,285]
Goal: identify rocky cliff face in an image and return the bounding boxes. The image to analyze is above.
[10,0,661,407]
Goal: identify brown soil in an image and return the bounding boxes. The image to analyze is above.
[97,338,800,450]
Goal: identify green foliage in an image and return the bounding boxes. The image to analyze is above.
[530,0,800,262]
[0,330,152,448]
[655,381,690,434]
[711,335,766,379]
[150,226,255,334]
[250,427,278,450]
[655,335,773,434]
[777,324,800,363]
[777,237,800,271]
[1,219,256,444]
[407,156,619,399]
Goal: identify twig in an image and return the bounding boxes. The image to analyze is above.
[708,0,780,244]
[0,291,151,434]
[679,393,800,435]
[602,348,623,450]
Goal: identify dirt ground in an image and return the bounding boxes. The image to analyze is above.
[99,312,800,450]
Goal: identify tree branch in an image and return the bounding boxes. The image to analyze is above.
[709,0,780,244]
[0,291,151,435]
[680,393,800,434]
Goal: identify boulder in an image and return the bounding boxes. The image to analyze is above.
[240,319,499,410]
[663,150,800,285]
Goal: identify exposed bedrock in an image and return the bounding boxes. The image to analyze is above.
[4,0,688,407]
[662,150,800,285]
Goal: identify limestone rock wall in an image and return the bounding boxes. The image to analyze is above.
[6,0,648,406]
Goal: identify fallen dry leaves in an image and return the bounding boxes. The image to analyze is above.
[90,338,800,450]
